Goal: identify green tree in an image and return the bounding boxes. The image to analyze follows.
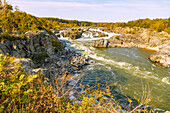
[0,0,14,32]
[157,25,163,32]
[168,17,170,27]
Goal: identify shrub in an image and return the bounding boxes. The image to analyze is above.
[32,51,48,62]
[164,27,170,34]
[115,36,120,40]
[0,54,66,112]
[52,39,63,50]
[157,26,163,32]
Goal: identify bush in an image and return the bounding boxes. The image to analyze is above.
[32,51,48,62]
[164,27,170,34]
[52,39,63,50]
[0,54,66,112]
[115,36,120,40]
[157,26,163,32]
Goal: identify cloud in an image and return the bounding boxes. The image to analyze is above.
[8,0,101,8]
[6,0,170,22]
[8,0,164,8]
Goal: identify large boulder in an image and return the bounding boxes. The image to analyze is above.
[149,43,170,67]
[92,39,110,48]
[13,58,34,69]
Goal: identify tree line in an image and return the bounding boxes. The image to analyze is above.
[0,0,170,34]
[95,18,170,33]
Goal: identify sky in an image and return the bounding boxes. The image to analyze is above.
[6,0,170,22]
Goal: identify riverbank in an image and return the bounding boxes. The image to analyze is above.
[90,27,170,67]
[0,30,145,112]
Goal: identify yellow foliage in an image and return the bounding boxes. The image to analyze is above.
[0,54,153,112]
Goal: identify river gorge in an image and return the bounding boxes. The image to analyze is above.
[60,28,170,111]
[0,27,169,111]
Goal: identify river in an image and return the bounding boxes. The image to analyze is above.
[65,36,170,111]
[59,28,170,110]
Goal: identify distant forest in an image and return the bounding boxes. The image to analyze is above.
[0,0,170,34]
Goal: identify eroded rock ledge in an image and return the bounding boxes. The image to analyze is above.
[92,34,153,48]
[149,43,170,67]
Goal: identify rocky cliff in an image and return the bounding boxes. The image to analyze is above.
[0,31,63,58]
[0,31,89,81]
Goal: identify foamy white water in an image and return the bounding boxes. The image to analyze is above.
[71,37,170,86]
[162,77,170,84]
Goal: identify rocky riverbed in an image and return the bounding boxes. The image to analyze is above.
[91,27,170,67]
[54,27,170,68]
[59,28,84,40]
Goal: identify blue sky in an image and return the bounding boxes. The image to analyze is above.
[7,0,170,22]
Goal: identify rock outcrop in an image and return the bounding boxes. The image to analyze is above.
[33,49,89,81]
[0,31,63,58]
[60,28,83,39]
[113,27,170,47]
[92,39,110,47]
[92,34,149,48]
[82,31,108,38]
[0,30,90,81]
[149,43,170,67]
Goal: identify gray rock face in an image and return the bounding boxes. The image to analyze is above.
[92,39,110,48]
[13,58,34,69]
[149,43,170,67]
[0,30,90,80]
[92,34,149,48]
[0,31,62,58]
